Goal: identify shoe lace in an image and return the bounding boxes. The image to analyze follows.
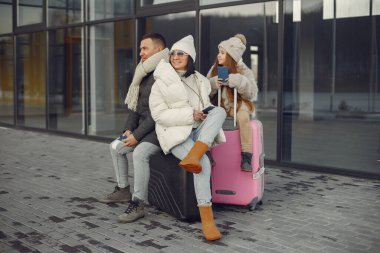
[124,200,139,214]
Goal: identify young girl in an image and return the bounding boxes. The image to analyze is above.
[149,35,226,241]
[207,34,258,171]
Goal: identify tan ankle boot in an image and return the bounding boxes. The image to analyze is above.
[198,203,221,241]
[179,141,208,174]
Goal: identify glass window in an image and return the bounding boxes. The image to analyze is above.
[88,0,133,21]
[0,36,14,124]
[200,2,279,160]
[48,0,83,26]
[48,27,83,133]
[283,0,380,175]
[140,0,185,6]
[323,0,334,20]
[88,20,134,137]
[336,0,370,19]
[0,1,12,34]
[138,11,196,50]
[18,0,43,26]
[200,0,242,5]
[374,0,380,15]
[16,32,46,129]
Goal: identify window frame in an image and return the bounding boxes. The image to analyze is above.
[13,0,46,33]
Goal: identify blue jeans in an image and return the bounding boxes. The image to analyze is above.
[171,107,226,205]
[109,140,161,202]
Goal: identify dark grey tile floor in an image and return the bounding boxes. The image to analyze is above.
[0,127,379,253]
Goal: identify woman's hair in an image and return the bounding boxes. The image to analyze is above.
[184,56,196,78]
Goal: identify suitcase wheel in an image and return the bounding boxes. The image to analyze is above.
[248,200,263,211]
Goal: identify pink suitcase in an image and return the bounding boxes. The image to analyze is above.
[211,89,265,210]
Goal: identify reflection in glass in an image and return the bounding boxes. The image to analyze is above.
[200,2,279,159]
[0,36,14,124]
[18,0,43,26]
[323,0,334,19]
[88,0,132,20]
[48,0,83,26]
[89,20,134,137]
[0,1,12,34]
[336,0,370,19]
[16,32,46,128]
[283,0,380,175]
[200,0,242,5]
[139,12,196,50]
[293,0,301,22]
[49,28,83,133]
[374,0,380,15]
[141,0,182,6]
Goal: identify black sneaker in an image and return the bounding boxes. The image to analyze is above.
[118,199,145,223]
[241,152,253,172]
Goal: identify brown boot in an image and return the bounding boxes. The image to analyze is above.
[198,203,221,241]
[179,141,208,174]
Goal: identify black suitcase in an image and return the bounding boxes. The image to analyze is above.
[148,152,200,221]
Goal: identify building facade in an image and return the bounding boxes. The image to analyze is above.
[0,0,379,178]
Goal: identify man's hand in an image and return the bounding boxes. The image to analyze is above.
[124,130,132,137]
[123,134,138,147]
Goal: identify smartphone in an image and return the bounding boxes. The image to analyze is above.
[117,135,128,141]
[202,106,215,114]
[217,66,229,84]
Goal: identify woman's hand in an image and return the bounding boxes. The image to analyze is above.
[193,109,206,121]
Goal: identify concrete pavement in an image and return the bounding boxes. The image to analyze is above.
[0,126,379,253]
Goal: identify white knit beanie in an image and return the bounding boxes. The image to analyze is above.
[218,34,247,63]
[170,35,196,62]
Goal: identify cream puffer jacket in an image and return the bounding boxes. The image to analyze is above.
[149,60,226,154]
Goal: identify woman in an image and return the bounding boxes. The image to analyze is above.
[149,35,226,241]
[207,34,258,171]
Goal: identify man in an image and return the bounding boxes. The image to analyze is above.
[97,33,169,223]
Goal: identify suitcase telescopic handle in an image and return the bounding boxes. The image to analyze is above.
[218,87,237,127]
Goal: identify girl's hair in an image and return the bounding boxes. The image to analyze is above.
[210,53,237,77]
[210,51,254,112]
[184,56,196,78]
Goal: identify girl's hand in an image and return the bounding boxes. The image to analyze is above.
[228,74,242,88]
[216,78,223,89]
[217,77,229,88]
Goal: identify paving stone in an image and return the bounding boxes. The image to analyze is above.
[0,127,379,253]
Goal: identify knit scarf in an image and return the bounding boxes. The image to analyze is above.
[125,48,169,111]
